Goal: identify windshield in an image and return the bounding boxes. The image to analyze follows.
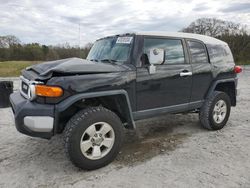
[87,36,133,63]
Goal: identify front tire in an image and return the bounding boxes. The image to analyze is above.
[63,106,124,170]
[199,91,231,130]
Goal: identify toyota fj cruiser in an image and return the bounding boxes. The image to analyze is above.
[10,32,242,170]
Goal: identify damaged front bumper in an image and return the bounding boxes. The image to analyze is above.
[9,91,55,139]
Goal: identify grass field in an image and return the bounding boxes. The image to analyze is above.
[238,61,250,65]
[0,61,41,77]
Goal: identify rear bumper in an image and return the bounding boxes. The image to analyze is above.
[9,92,55,139]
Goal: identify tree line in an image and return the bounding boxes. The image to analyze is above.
[0,36,92,61]
[181,18,250,64]
[1,18,249,64]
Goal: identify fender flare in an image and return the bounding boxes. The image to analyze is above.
[54,90,136,131]
[205,78,237,99]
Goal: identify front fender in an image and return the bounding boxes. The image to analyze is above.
[54,90,135,132]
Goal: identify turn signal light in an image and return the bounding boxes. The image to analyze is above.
[234,66,242,74]
[35,85,63,97]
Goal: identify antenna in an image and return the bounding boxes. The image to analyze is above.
[79,23,81,58]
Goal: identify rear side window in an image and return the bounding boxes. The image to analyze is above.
[207,44,234,64]
[144,38,185,64]
[188,41,208,64]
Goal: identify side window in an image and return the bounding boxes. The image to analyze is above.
[188,41,208,64]
[144,38,185,64]
[207,44,234,64]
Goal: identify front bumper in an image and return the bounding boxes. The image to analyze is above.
[236,88,240,96]
[9,92,55,139]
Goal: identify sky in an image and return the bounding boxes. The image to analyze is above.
[0,0,250,46]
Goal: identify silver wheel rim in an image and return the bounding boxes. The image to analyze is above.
[80,122,115,160]
[213,100,227,124]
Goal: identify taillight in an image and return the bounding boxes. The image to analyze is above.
[234,66,242,74]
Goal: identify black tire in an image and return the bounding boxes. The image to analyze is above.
[63,106,124,170]
[199,91,231,130]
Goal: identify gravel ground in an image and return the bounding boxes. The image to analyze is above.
[0,68,250,188]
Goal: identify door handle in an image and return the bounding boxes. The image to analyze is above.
[180,72,192,77]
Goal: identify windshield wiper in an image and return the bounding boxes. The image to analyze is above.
[100,59,118,64]
[89,59,99,62]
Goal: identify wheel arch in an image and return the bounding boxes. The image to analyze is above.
[54,90,135,134]
[206,78,237,107]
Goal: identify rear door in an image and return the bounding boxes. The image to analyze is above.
[187,40,213,102]
[136,37,192,111]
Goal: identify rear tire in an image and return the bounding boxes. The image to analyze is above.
[63,106,124,170]
[199,91,231,130]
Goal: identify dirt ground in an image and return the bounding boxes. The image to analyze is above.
[0,68,250,188]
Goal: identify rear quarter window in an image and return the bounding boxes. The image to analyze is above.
[207,44,234,64]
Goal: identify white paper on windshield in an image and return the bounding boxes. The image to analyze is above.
[116,37,133,44]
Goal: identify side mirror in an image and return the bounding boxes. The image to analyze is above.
[148,48,164,74]
[149,48,164,65]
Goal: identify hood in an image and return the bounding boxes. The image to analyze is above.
[26,57,130,77]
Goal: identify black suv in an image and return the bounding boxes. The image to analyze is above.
[10,32,242,170]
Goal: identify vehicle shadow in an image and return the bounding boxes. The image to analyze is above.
[115,113,202,166]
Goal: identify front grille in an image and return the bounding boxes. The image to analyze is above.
[20,76,30,99]
[19,76,43,100]
[21,81,29,95]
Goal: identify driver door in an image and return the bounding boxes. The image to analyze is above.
[136,37,192,112]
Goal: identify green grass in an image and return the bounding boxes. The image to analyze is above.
[0,61,41,77]
[237,61,250,65]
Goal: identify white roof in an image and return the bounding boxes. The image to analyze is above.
[135,31,227,45]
